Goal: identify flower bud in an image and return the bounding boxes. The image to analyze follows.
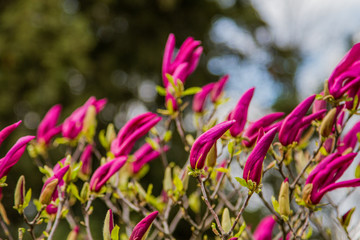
[279,178,290,217]
[103,209,114,240]
[66,226,79,240]
[80,182,90,203]
[163,167,172,192]
[302,183,313,205]
[106,124,116,144]
[340,208,355,228]
[39,179,58,205]
[205,144,217,168]
[14,175,25,213]
[221,208,231,233]
[319,108,337,137]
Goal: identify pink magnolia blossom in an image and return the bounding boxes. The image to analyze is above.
[228,88,255,137]
[253,216,276,240]
[89,156,127,192]
[162,34,202,87]
[328,43,360,99]
[110,112,161,157]
[37,104,62,145]
[211,75,229,103]
[192,83,215,113]
[131,142,169,174]
[337,121,360,153]
[242,112,284,147]
[279,95,326,146]
[0,121,22,146]
[80,144,93,175]
[190,120,235,169]
[305,152,360,204]
[62,97,107,139]
[41,165,69,203]
[243,127,277,185]
[0,135,35,179]
[129,211,158,240]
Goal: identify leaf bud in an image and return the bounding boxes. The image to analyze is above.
[319,108,337,137]
[39,179,58,205]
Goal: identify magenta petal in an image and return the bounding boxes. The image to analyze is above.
[0,121,22,147]
[129,211,158,240]
[190,120,235,169]
[211,75,229,103]
[192,83,215,113]
[89,156,127,192]
[253,216,276,240]
[229,87,255,137]
[37,104,62,144]
[243,128,277,185]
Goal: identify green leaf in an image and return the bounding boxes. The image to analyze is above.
[156,85,166,96]
[111,225,120,240]
[216,167,229,173]
[234,222,246,237]
[182,87,202,96]
[145,138,160,150]
[271,196,279,213]
[315,94,324,100]
[71,162,83,180]
[305,226,313,239]
[68,183,81,201]
[319,146,329,156]
[235,177,248,188]
[189,192,200,214]
[228,140,234,155]
[99,129,109,149]
[355,165,360,178]
[23,189,32,209]
[164,130,172,142]
[211,222,220,236]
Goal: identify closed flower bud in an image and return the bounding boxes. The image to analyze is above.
[340,208,355,228]
[80,182,90,202]
[163,167,172,192]
[39,179,58,205]
[66,226,79,240]
[279,178,290,217]
[103,209,114,240]
[205,144,217,168]
[221,208,231,233]
[14,175,25,212]
[82,105,97,134]
[129,211,158,240]
[302,183,313,205]
[319,108,337,137]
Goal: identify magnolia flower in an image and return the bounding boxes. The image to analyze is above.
[312,92,327,118]
[129,211,158,240]
[253,216,276,240]
[110,112,161,157]
[242,112,284,147]
[337,121,360,153]
[40,165,69,205]
[211,75,229,103]
[0,121,22,146]
[279,95,326,146]
[37,104,62,145]
[131,142,169,174]
[190,120,235,169]
[192,83,215,113]
[228,88,255,137]
[62,97,107,139]
[304,152,360,205]
[89,156,127,192]
[243,127,277,186]
[80,144,93,175]
[162,34,202,87]
[0,135,35,179]
[328,43,360,99]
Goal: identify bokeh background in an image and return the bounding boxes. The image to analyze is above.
[2,0,360,239]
